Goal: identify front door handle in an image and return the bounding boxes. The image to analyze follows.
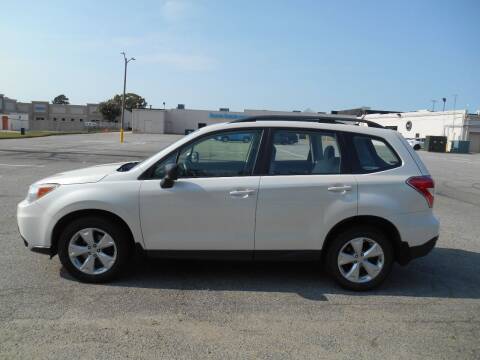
[328,185,352,193]
[229,189,256,198]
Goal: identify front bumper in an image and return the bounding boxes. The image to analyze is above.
[22,236,52,256]
[397,236,438,265]
[17,199,51,250]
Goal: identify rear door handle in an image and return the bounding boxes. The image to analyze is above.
[328,185,352,193]
[229,189,256,198]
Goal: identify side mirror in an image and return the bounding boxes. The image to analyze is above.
[160,163,179,189]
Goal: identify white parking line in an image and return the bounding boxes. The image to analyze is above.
[0,163,45,168]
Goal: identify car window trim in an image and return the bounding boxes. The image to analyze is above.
[253,128,272,176]
[139,127,265,180]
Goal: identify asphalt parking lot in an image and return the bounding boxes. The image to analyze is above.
[0,132,479,359]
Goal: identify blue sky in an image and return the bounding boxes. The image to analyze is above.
[1,0,479,113]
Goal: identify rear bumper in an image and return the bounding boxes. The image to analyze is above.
[397,236,438,265]
[394,212,439,248]
[409,236,438,259]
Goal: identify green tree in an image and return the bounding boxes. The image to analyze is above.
[99,93,147,122]
[112,93,147,110]
[52,94,70,104]
[98,100,121,122]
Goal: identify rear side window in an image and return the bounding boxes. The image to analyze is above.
[352,135,401,173]
[268,130,341,175]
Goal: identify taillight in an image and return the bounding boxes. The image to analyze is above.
[406,176,435,208]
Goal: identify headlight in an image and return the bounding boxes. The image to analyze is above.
[27,183,60,202]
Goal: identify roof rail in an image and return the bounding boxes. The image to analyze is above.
[230,114,384,128]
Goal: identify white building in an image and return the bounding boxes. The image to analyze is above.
[365,110,480,153]
[0,94,130,131]
[1,113,29,131]
[132,106,342,135]
[132,106,480,153]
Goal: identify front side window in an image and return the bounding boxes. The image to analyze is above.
[268,130,341,175]
[177,130,262,178]
[149,130,262,179]
[150,152,178,179]
[352,135,401,173]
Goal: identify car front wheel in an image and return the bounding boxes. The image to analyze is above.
[57,216,131,283]
[326,227,393,291]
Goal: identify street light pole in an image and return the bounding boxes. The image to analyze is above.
[452,94,458,141]
[120,52,135,143]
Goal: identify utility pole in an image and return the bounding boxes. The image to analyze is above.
[452,94,458,141]
[120,52,135,143]
[442,97,446,112]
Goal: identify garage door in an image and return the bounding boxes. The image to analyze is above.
[469,133,480,153]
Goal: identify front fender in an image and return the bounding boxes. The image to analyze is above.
[43,181,144,248]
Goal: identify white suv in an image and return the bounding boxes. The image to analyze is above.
[17,116,439,290]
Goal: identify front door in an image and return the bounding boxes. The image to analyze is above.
[139,129,263,251]
[255,129,357,250]
[2,116,8,130]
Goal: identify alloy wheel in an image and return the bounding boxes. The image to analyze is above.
[337,237,385,283]
[68,227,117,275]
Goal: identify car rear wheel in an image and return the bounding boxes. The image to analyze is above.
[413,144,421,150]
[58,216,131,283]
[326,227,393,291]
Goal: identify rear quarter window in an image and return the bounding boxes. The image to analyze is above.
[351,135,401,173]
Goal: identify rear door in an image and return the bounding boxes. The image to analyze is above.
[254,128,357,250]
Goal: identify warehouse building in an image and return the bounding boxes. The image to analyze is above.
[3,93,479,152]
[364,110,480,153]
[0,94,130,131]
[131,105,350,135]
[133,105,480,153]
[1,113,29,131]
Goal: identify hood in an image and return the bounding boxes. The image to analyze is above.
[36,163,124,185]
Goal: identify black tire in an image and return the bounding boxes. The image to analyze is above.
[325,227,393,291]
[57,216,132,283]
[413,144,421,150]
